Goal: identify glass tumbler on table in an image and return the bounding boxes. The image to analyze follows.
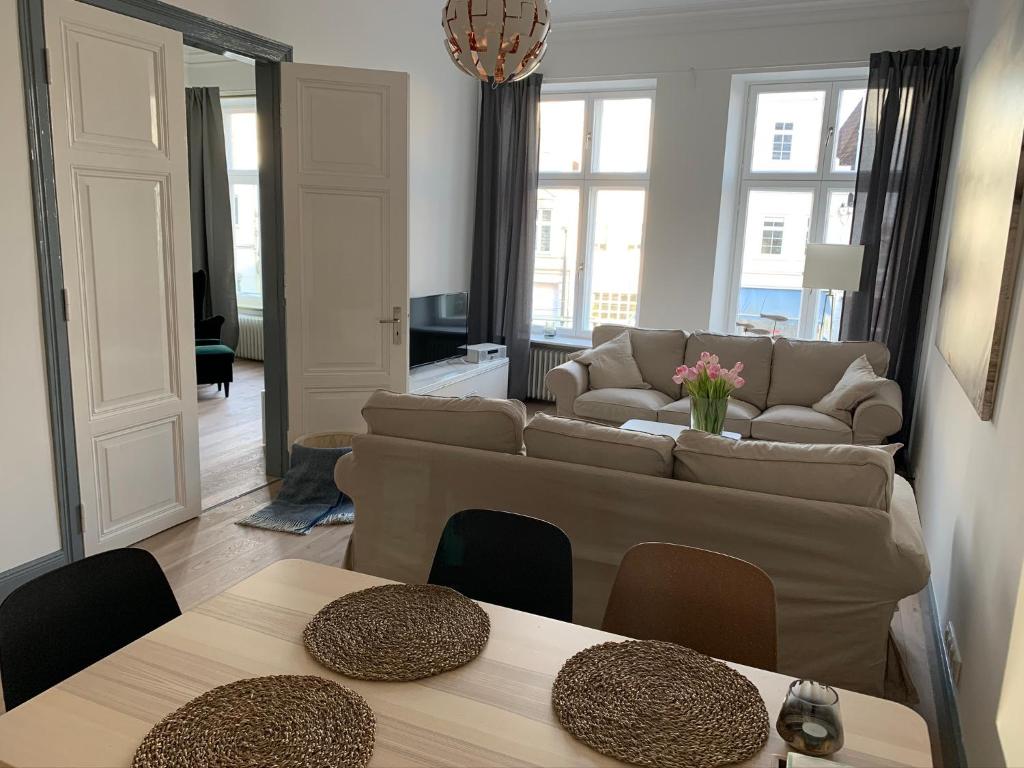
[776,680,844,757]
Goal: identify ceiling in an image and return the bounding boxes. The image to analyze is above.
[551,0,960,22]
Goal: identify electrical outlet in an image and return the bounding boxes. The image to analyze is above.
[944,621,963,688]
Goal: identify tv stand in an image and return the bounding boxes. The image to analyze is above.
[409,357,510,399]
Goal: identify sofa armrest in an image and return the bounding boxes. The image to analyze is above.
[335,450,355,494]
[545,360,590,417]
[853,379,903,445]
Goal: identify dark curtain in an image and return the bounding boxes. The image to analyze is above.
[186,87,238,349]
[841,48,960,454]
[468,75,543,400]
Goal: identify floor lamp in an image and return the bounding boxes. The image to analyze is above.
[802,244,865,341]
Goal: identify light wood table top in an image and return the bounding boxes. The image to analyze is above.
[0,560,931,767]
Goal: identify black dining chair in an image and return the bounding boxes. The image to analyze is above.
[428,509,573,622]
[0,548,180,710]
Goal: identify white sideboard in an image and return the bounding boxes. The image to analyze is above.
[409,357,510,399]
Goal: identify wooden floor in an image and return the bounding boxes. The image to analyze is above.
[198,359,275,510]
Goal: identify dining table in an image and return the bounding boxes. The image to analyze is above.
[0,559,932,767]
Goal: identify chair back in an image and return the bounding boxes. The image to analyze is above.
[0,549,180,709]
[429,509,573,621]
[602,542,777,670]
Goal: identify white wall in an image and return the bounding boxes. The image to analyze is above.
[911,1,1024,765]
[539,2,967,331]
[0,0,62,574]
[169,0,479,299]
[184,49,256,94]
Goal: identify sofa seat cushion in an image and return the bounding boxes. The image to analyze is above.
[751,405,853,444]
[657,397,761,438]
[574,388,675,424]
[768,338,891,407]
[684,332,774,410]
[362,390,527,454]
[525,413,674,477]
[673,430,894,511]
[592,325,687,398]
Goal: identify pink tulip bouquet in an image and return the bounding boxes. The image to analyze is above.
[672,352,745,434]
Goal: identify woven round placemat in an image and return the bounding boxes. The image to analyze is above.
[132,675,374,768]
[304,584,490,681]
[552,640,769,768]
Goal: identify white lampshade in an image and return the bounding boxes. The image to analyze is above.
[802,244,865,291]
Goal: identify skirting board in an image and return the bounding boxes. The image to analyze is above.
[924,582,968,768]
[0,550,70,604]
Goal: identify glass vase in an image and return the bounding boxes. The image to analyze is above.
[776,680,844,757]
[690,395,728,435]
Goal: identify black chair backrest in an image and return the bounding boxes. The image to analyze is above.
[0,549,180,709]
[428,509,573,622]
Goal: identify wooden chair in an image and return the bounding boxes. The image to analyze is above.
[602,543,778,671]
[429,509,573,622]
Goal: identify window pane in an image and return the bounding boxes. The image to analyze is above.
[825,188,856,244]
[539,100,585,173]
[750,90,826,173]
[588,189,645,329]
[593,98,652,173]
[831,87,866,173]
[532,188,580,329]
[228,111,258,171]
[230,181,262,305]
[736,188,814,336]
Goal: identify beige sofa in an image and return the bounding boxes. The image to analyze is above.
[337,391,929,701]
[546,326,903,445]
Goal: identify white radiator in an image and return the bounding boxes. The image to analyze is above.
[528,344,580,401]
[237,312,264,361]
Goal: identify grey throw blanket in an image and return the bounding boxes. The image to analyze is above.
[237,445,354,534]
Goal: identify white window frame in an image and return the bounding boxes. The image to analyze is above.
[221,95,262,311]
[533,83,655,339]
[726,76,866,340]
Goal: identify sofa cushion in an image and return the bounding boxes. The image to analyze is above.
[768,338,890,407]
[574,388,675,424]
[592,325,687,398]
[684,332,774,410]
[574,331,651,390]
[362,390,527,454]
[525,413,674,477]
[657,397,761,438]
[673,430,894,511]
[751,405,853,444]
[813,355,890,425]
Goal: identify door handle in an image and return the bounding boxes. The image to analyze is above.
[379,306,402,345]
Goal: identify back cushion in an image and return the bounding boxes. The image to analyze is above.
[525,413,675,477]
[684,332,774,410]
[768,339,891,407]
[592,325,688,398]
[673,430,894,511]
[362,391,527,454]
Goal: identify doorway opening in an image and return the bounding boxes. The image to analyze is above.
[185,46,273,509]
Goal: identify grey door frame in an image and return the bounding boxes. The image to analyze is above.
[4,0,292,600]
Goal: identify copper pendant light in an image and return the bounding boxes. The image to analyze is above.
[443,1,551,85]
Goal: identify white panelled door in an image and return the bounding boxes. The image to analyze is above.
[45,0,200,554]
[280,64,409,441]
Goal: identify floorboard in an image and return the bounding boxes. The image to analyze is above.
[198,359,275,510]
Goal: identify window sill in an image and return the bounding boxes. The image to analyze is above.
[530,334,589,350]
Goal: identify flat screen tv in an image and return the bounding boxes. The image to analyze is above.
[409,292,470,368]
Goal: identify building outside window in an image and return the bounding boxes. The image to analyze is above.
[221,96,262,310]
[531,84,654,337]
[730,76,867,340]
[771,122,794,160]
